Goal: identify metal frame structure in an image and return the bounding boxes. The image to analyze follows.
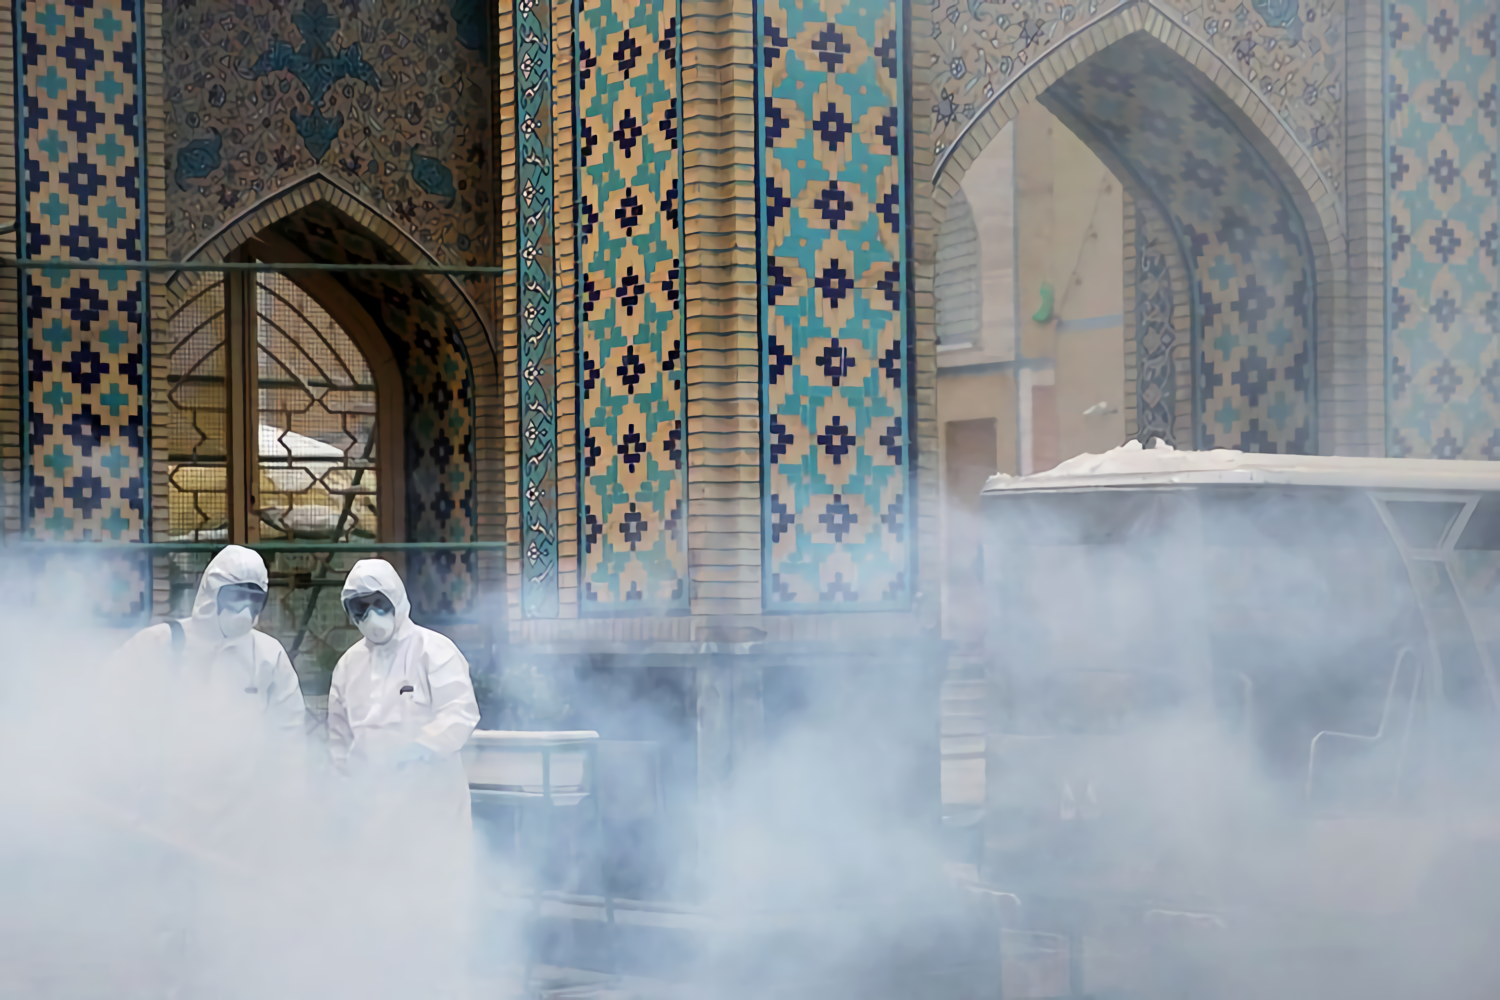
[463,730,613,992]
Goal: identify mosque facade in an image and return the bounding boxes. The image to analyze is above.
[0,0,1491,655]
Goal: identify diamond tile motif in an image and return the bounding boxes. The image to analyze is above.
[162,0,494,273]
[22,0,147,578]
[1387,0,1499,458]
[929,0,1347,204]
[759,0,911,609]
[576,0,688,613]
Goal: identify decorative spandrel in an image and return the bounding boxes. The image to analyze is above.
[163,0,493,269]
[928,0,1345,206]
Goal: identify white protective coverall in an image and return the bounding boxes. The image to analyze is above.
[116,544,306,737]
[326,560,481,996]
[327,559,479,823]
[109,545,308,997]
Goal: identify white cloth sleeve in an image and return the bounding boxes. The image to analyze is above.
[326,665,354,772]
[266,647,307,736]
[415,650,480,757]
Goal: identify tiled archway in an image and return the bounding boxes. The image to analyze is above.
[1042,33,1321,452]
[914,4,1345,450]
[153,176,502,616]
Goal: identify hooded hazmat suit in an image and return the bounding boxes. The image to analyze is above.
[117,544,306,736]
[110,545,308,997]
[327,560,480,997]
[327,559,479,822]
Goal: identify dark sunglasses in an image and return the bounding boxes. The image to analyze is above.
[344,592,395,622]
[217,583,268,616]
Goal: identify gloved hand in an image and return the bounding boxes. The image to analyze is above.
[394,742,435,768]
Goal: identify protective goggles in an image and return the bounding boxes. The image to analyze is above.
[217,583,268,616]
[343,592,395,623]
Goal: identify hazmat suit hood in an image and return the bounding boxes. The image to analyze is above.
[189,545,270,638]
[340,559,413,635]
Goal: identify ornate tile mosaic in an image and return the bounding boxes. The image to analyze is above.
[929,0,1346,199]
[160,0,493,269]
[758,0,912,609]
[273,205,480,616]
[1386,0,1498,459]
[1134,209,1179,443]
[21,0,149,574]
[576,0,688,613]
[1045,35,1317,452]
[519,0,558,617]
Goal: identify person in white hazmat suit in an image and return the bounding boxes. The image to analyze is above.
[117,544,306,735]
[326,558,481,996]
[109,544,307,997]
[112,543,307,823]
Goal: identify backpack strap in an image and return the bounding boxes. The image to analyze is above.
[165,618,185,658]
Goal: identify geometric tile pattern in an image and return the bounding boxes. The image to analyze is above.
[1134,213,1179,444]
[1046,35,1318,452]
[1387,0,1499,459]
[161,0,493,272]
[22,0,147,556]
[273,205,480,617]
[576,0,689,612]
[759,0,911,609]
[930,0,1347,200]
[520,0,558,617]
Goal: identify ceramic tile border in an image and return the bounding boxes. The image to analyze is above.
[0,0,17,537]
[552,0,578,618]
[498,0,523,620]
[518,0,558,618]
[910,0,939,632]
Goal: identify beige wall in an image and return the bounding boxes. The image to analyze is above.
[936,122,1016,364]
[936,103,1126,643]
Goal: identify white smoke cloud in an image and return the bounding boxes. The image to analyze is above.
[8,487,1500,1000]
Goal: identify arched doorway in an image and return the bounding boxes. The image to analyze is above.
[156,184,498,687]
[164,260,402,547]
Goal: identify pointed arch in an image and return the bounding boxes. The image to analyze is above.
[150,176,503,618]
[910,0,1352,610]
[162,173,498,366]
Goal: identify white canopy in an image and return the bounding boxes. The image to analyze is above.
[984,439,1500,495]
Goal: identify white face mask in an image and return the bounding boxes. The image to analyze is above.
[217,608,255,640]
[357,608,396,645]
